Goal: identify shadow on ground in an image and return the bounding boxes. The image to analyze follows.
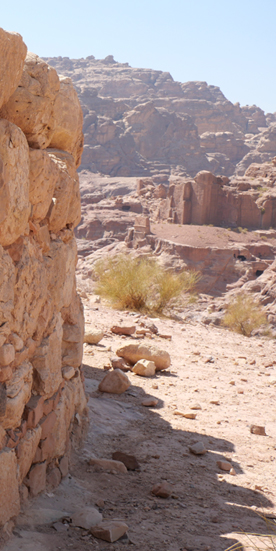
[2,361,274,551]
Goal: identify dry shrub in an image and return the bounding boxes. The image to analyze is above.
[93,254,200,314]
[225,514,276,551]
[223,293,268,337]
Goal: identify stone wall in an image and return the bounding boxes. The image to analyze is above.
[0,29,86,526]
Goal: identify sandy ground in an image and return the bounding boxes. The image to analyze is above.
[3,296,276,551]
[150,223,276,249]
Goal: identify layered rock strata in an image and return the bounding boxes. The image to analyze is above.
[44,55,276,179]
[0,29,86,527]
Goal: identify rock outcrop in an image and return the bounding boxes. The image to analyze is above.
[0,28,85,527]
[43,55,276,179]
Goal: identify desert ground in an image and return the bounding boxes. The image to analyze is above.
[3,285,276,551]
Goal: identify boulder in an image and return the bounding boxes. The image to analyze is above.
[0,53,60,149]
[116,343,171,370]
[0,28,27,110]
[88,458,127,473]
[98,370,130,394]
[152,481,172,498]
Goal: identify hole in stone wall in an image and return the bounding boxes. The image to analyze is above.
[255,270,263,277]
[237,255,246,261]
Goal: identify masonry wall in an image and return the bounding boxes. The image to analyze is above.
[0,28,86,526]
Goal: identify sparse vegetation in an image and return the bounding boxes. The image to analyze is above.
[225,513,276,551]
[222,293,268,337]
[92,254,200,314]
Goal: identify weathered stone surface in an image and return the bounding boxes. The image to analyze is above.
[117,343,171,370]
[29,149,60,222]
[132,359,156,377]
[49,76,84,167]
[25,460,47,497]
[2,362,33,429]
[0,28,27,110]
[98,369,131,394]
[90,520,128,542]
[110,357,130,371]
[47,150,81,232]
[32,317,63,398]
[71,507,102,529]
[0,53,60,149]
[16,426,42,482]
[0,120,30,247]
[0,344,15,366]
[0,448,20,525]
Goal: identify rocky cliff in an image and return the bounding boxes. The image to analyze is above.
[44,55,276,179]
[0,29,86,528]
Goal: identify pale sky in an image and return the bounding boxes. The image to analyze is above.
[2,0,276,113]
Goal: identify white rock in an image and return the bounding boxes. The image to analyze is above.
[132,359,156,377]
[71,507,103,529]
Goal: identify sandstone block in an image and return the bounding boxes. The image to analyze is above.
[71,507,103,530]
[112,451,140,471]
[24,395,45,429]
[0,53,60,149]
[98,369,130,394]
[0,120,30,246]
[132,359,156,377]
[0,426,6,450]
[0,344,15,366]
[62,366,75,380]
[32,317,63,398]
[0,28,27,109]
[90,521,128,543]
[116,343,171,370]
[2,362,33,430]
[88,458,127,473]
[29,148,59,222]
[25,461,47,497]
[39,411,57,439]
[47,150,81,232]
[33,433,55,463]
[49,76,84,167]
[16,426,42,482]
[0,448,20,525]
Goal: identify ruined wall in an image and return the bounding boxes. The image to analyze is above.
[0,29,86,526]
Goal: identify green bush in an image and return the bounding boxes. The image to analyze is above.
[223,293,268,337]
[93,254,200,314]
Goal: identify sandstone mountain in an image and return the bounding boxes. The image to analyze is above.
[44,55,276,179]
